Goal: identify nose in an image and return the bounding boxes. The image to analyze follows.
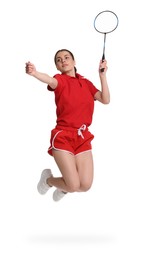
[61,58,66,63]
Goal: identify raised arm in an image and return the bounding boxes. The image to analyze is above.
[94,60,110,104]
[25,61,58,89]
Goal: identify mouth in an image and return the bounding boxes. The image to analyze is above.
[62,64,68,67]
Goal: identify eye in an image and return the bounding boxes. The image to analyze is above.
[56,58,61,63]
[65,56,69,60]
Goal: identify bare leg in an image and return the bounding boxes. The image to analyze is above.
[47,150,80,193]
[47,149,94,193]
[75,151,94,191]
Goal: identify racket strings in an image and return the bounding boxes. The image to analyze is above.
[94,11,119,34]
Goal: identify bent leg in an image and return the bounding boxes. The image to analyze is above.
[47,149,80,193]
[75,151,94,192]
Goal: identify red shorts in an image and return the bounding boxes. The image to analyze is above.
[48,125,94,156]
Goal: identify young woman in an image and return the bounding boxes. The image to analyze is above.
[25,49,110,202]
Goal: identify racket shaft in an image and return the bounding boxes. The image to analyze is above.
[101,34,106,72]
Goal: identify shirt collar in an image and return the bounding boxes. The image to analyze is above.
[61,73,84,79]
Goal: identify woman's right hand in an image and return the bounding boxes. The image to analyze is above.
[25,61,36,76]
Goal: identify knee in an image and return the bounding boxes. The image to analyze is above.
[65,179,93,193]
[79,182,92,192]
[66,181,80,193]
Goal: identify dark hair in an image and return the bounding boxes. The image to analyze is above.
[54,49,77,73]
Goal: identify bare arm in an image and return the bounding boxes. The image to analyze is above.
[25,62,58,89]
[94,60,110,104]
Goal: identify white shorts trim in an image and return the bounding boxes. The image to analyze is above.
[48,130,74,155]
[75,149,92,156]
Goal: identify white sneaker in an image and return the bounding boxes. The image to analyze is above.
[53,189,67,202]
[37,169,53,195]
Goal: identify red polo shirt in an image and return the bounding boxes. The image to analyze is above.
[47,73,98,128]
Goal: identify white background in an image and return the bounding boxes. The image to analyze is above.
[0,0,148,259]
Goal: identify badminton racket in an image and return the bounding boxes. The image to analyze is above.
[94,10,119,72]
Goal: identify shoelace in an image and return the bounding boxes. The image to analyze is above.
[77,124,86,139]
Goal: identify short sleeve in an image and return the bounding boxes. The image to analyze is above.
[47,85,54,91]
[47,74,64,91]
[85,79,99,97]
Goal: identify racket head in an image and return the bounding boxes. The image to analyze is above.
[94,10,119,34]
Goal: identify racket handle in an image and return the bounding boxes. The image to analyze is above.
[100,53,105,72]
[102,53,105,61]
[100,68,105,72]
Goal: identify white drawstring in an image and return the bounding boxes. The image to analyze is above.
[77,124,86,139]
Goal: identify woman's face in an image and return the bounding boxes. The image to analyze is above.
[55,51,75,74]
